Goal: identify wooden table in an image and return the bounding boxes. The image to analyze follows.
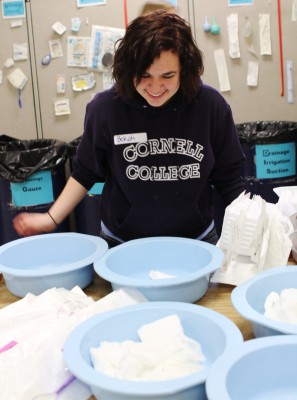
[1,259,296,338]
[88,277,256,340]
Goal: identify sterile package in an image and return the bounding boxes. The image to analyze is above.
[212,192,293,286]
[0,286,147,400]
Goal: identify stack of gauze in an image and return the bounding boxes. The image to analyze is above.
[90,314,206,381]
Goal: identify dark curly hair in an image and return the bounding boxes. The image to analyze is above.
[112,11,204,102]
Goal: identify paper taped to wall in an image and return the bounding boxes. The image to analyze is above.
[214,49,231,92]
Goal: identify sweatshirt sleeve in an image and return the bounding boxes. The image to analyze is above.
[71,98,107,191]
[208,99,247,206]
[210,161,247,206]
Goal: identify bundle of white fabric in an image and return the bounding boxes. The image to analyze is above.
[90,314,206,381]
[264,288,297,324]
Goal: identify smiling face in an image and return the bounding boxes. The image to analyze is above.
[134,50,181,107]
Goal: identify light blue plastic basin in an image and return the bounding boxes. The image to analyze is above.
[64,301,243,400]
[231,265,297,337]
[206,335,297,400]
[94,237,224,303]
[0,233,108,297]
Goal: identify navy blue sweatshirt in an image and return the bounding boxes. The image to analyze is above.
[72,83,246,241]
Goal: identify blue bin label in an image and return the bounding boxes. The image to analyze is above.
[88,182,104,195]
[10,170,54,207]
[255,142,296,179]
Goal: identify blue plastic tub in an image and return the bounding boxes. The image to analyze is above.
[231,265,297,337]
[94,237,224,303]
[206,335,297,400]
[0,232,108,297]
[64,301,243,400]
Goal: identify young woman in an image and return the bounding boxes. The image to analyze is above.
[13,11,246,246]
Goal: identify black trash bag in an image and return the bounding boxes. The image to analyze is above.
[67,136,81,159]
[236,121,297,144]
[0,139,68,183]
[0,134,18,146]
[236,121,297,204]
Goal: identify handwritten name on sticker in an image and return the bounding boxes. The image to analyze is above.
[114,132,147,145]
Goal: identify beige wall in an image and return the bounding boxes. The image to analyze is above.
[1,0,296,141]
[191,0,297,124]
[0,10,38,140]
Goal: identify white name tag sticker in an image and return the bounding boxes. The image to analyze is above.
[114,132,147,145]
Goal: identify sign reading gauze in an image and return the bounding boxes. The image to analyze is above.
[10,171,54,207]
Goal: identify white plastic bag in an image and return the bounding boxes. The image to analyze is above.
[0,287,147,400]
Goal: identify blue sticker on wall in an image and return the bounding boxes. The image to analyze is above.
[10,170,54,207]
[88,182,104,195]
[255,142,296,179]
[228,0,254,5]
[77,0,106,7]
[2,0,26,18]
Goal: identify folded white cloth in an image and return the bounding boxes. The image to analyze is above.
[148,270,176,279]
[264,288,297,324]
[90,314,206,381]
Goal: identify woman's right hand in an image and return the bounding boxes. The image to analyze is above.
[13,212,58,237]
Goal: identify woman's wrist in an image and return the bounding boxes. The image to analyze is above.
[47,210,59,227]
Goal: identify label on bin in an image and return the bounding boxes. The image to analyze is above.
[255,142,296,179]
[10,170,54,207]
[88,182,104,195]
